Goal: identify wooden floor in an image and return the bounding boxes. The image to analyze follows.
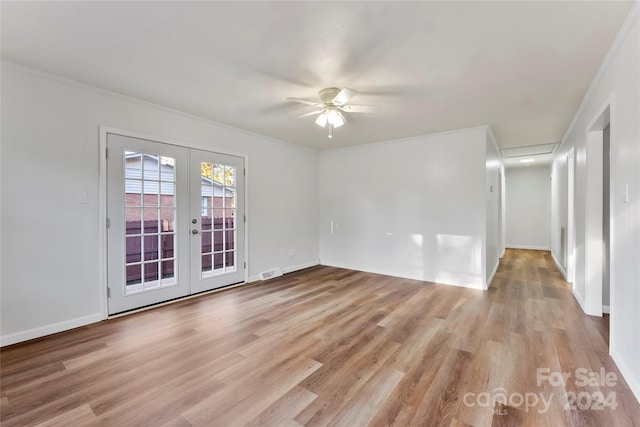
[1,249,639,426]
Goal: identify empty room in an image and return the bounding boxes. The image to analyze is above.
[1,1,639,426]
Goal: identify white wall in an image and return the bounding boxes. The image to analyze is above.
[505,166,551,250]
[551,4,640,402]
[1,63,319,345]
[319,126,493,290]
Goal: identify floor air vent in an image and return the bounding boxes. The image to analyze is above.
[260,267,283,281]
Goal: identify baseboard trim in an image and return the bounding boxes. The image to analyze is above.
[551,250,568,280]
[611,349,640,405]
[283,260,320,274]
[486,260,500,289]
[0,313,103,347]
[572,287,587,313]
[506,245,550,251]
[248,259,321,283]
[320,260,486,290]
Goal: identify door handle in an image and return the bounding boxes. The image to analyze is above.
[192,229,199,235]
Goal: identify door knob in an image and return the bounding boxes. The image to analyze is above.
[192,229,199,235]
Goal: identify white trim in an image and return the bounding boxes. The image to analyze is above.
[505,245,549,251]
[486,125,502,159]
[611,349,640,405]
[586,96,613,132]
[100,125,248,159]
[0,314,103,347]
[557,3,639,154]
[248,259,321,283]
[566,147,576,283]
[572,287,587,313]
[551,250,568,281]
[486,260,499,289]
[283,259,321,275]
[99,127,108,320]
[322,125,490,155]
[602,305,610,314]
[320,260,486,290]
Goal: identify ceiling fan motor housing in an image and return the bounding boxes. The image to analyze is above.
[319,87,341,105]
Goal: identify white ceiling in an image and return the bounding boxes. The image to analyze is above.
[1,1,633,150]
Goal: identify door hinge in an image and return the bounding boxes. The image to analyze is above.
[244,168,246,176]
[244,261,247,269]
[106,217,110,228]
[105,148,108,159]
[244,214,246,223]
[107,287,111,298]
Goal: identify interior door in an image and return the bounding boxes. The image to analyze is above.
[107,134,190,314]
[189,149,245,293]
[107,134,246,315]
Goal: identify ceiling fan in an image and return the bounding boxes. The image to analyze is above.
[286,87,378,139]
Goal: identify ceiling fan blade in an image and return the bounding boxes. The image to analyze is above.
[286,97,322,107]
[297,110,324,118]
[339,105,379,113]
[332,88,358,106]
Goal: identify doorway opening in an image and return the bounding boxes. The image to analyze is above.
[583,98,612,319]
[101,129,246,315]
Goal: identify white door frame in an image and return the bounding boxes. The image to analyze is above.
[582,96,613,317]
[566,148,575,284]
[98,126,249,319]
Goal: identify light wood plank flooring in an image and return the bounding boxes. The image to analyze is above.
[1,249,639,426]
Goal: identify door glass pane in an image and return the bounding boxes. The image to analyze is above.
[161,234,174,259]
[143,235,159,261]
[126,236,142,263]
[160,156,175,180]
[125,180,142,206]
[225,230,235,251]
[201,231,212,254]
[144,262,160,289]
[225,166,236,187]
[225,209,236,230]
[124,151,177,295]
[125,152,142,179]
[225,251,236,272]
[202,209,212,231]
[160,208,175,232]
[202,254,212,277]
[200,161,240,279]
[161,260,175,284]
[126,264,142,291]
[144,154,160,180]
[213,164,224,185]
[213,252,224,273]
[224,188,236,208]
[125,208,141,234]
[213,208,224,229]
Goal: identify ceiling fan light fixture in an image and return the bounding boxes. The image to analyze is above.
[315,112,328,127]
[328,109,345,128]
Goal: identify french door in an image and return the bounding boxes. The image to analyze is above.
[106,133,245,315]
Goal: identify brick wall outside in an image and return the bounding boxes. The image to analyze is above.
[124,194,234,222]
